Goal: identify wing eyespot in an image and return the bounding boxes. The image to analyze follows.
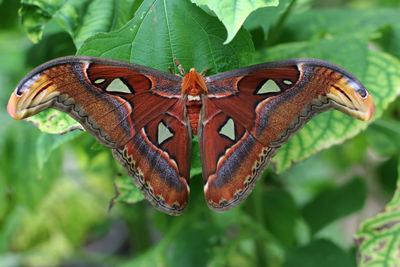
[358,89,368,99]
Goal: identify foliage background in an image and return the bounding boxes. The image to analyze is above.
[1,0,400,266]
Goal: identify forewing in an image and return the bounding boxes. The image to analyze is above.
[7,56,191,215]
[200,58,375,211]
[7,56,182,148]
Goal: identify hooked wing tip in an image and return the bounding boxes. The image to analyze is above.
[326,76,375,122]
[7,91,21,120]
[360,94,375,121]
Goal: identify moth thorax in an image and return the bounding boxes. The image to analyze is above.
[181,68,208,96]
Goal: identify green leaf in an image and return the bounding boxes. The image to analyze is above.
[244,0,292,37]
[55,0,110,47]
[284,239,354,267]
[0,0,21,29]
[283,8,400,39]
[10,178,108,266]
[20,0,65,43]
[282,8,400,58]
[376,155,398,196]
[255,38,400,172]
[111,174,144,205]
[36,131,81,170]
[58,0,137,47]
[191,0,278,44]
[120,211,192,267]
[165,226,218,267]
[78,0,254,73]
[301,177,366,234]
[25,32,76,64]
[355,158,400,267]
[260,189,298,246]
[0,123,61,209]
[112,0,144,30]
[281,153,337,206]
[366,118,400,156]
[0,206,25,253]
[20,0,138,47]
[25,109,83,134]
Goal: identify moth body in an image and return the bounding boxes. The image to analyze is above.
[182,68,207,135]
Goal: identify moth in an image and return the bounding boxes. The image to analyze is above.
[7,56,375,215]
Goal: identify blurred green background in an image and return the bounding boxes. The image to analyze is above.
[1,0,400,266]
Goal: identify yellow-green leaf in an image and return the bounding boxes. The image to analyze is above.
[355,158,400,266]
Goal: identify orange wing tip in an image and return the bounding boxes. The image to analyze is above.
[327,87,376,121]
[351,93,375,121]
[7,92,22,120]
[361,94,375,121]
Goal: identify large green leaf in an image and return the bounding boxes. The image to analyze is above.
[191,0,278,44]
[255,38,400,172]
[355,158,400,267]
[78,0,254,73]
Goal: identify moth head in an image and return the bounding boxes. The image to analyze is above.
[181,68,208,96]
[325,72,375,121]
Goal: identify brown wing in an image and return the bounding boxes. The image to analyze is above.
[199,58,375,211]
[7,56,191,215]
[113,98,191,215]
